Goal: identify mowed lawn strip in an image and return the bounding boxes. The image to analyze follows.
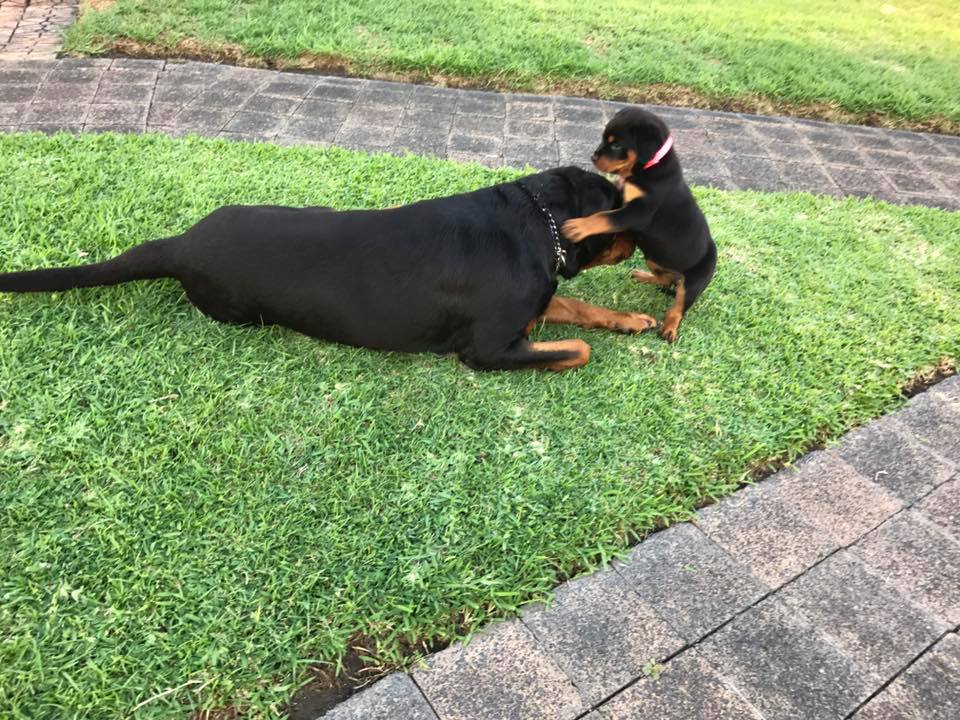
[64,0,960,130]
[1,132,959,718]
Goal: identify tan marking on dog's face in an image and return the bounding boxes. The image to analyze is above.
[593,149,637,177]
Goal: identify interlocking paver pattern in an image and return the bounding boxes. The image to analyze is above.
[0,57,958,209]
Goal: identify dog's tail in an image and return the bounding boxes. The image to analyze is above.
[0,239,174,294]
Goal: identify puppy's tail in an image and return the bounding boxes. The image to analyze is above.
[0,239,174,293]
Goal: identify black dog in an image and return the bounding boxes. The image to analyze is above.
[562,108,717,342]
[0,167,656,371]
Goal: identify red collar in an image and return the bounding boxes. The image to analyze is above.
[642,134,674,170]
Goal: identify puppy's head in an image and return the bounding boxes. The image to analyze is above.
[592,108,672,177]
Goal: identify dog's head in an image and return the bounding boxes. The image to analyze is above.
[536,165,622,218]
[592,108,672,177]
[526,167,636,275]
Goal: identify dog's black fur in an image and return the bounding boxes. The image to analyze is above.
[0,167,638,371]
[562,107,717,342]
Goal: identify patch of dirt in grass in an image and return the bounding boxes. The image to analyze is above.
[81,0,118,11]
[71,37,960,135]
[900,357,957,397]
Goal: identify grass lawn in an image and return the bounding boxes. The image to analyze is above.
[1,132,959,718]
[65,1,960,131]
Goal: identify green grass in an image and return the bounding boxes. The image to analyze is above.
[1,132,959,718]
[65,1,960,129]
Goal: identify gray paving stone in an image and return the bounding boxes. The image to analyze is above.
[502,138,559,170]
[173,107,234,131]
[82,123,145,135]
[507,99,554,122]
[920,155,960,176]
[615,523,766,642]
[854,633,960,720]
[452,113,504,137]
[282,116,341,143]
[94,83,154,105]
[815,145,867,167]
[762,141,820,162]
[401,106,453,129]
[409,86,459,113]
[926,375,960,406]
[522,567,683,704]
[447,151,502,168]
[504,117,553,139]
[723,156,783,190]
[599,650,763,720]
[243,94,302,115]
[834,415,956,502]
[104,67,160,85]
[0,103,26,124]
[33,81,99,103]
[224,111,287,136]
[749,122,808,145]
[695,477,837,588]
[776,163,839,193]
[851,130,899,152]
[448,133,503,156]
[698,599,876,720]
[456,92,506,117]
[800,126,861,148]
[19,123,82,135]
[894,393,960,461]
[788,452,903,542]
[918,477,960,540]
[337,124,395,148]
[860,149,920,172]
[45,66,102,84]
[309,82,361,103]
[555,101,605,126]
[0,84,37,103]
[260,78,317,97]
[777,550,947,678]
[413,620,586,720]
[884,171,945,193]
[189,88,249,110]
[85,103,148,126]
[297,98,352,123]
[827,165,896,194]
[22,102,88,124]
[318,673,437,720]
[852,511,960,624]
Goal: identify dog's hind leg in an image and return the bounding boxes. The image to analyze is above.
[658,244,716,342]
[461,336,592,372]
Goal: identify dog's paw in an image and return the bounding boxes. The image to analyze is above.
[614,313,657,334]
[659,325,678,343]
[562,218,592,242]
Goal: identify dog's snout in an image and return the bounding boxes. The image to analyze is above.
[591,151,600,162]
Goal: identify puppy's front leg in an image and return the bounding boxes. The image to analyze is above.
[562,199,657,243]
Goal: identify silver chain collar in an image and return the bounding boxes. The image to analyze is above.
[518,182,567,273]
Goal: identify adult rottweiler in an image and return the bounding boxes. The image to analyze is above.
[562,107,717,342]
[0,167,654,371]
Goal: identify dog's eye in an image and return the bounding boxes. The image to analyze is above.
[609,142,622,151]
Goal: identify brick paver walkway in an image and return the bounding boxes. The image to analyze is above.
[0,0,77,60]
[1,56,958,719]
[0,58,958,209]
[325,377,960,720]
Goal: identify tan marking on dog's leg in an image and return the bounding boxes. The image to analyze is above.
[544,296,656,334]
[529,339,592,371]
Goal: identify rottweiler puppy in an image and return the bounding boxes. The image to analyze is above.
[562,107,717,342]
[0,167,655,372]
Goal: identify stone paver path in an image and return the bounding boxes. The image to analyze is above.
[0,58,959,209]
[325,377,960,720]
[1,55,958,719]
[0,0,77,60]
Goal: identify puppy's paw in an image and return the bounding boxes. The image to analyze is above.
[614,313,657,334]
[562,218,593,242]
